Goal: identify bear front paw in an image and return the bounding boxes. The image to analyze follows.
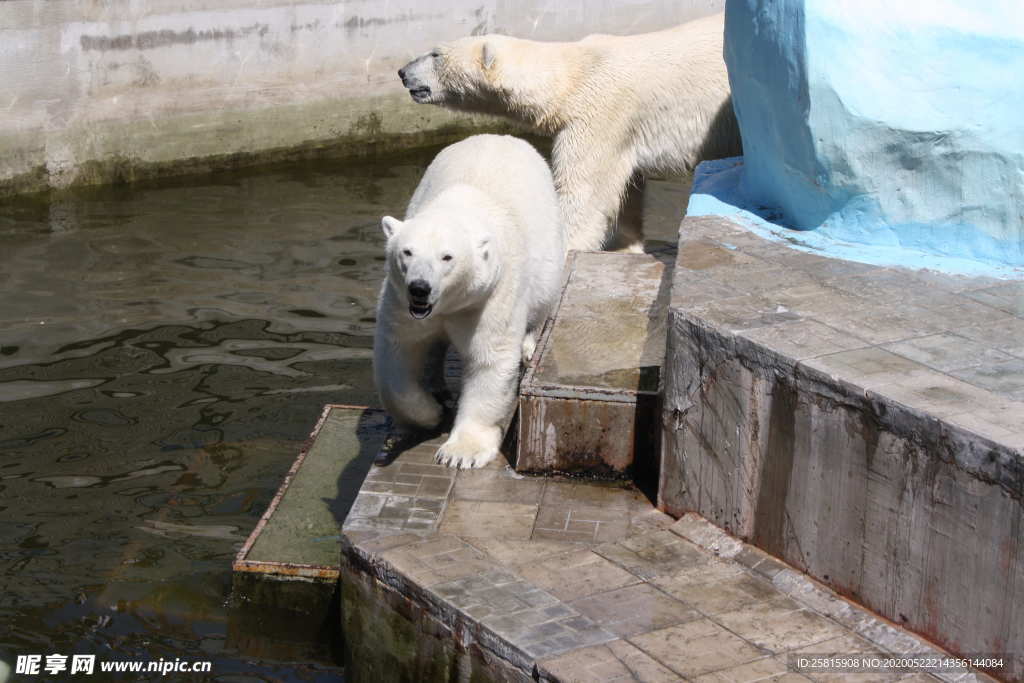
[435,429,499,469]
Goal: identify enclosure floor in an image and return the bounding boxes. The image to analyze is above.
[672,215,1024,454]
[340,434,988,682]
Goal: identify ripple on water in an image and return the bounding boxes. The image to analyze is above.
[0,150,436,676]
[0,379,106,402]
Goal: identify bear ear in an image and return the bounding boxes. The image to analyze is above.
[481,42,497,70]
[381,216,403,240]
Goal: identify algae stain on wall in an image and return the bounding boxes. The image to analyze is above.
[0,0,723,197]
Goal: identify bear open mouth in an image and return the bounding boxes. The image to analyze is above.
[409,86,431,102]
[409,303,433,319]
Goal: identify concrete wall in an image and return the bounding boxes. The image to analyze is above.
[0,0,723,196]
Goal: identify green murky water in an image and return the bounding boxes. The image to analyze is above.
[0,146,689,681]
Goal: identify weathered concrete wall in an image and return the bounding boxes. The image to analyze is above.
[660,215,1024,680]
[0,0,723,196]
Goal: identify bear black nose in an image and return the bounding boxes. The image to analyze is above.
[398,67,406,80]
[408,279,430,300]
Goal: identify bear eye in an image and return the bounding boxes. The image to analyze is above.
[441,254,453,262]
[429,50,440,58]
[402,249,412,257]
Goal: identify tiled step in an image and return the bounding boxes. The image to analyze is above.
[662,213,1024,680]
[338,432,995,682]
[517,251,671,477]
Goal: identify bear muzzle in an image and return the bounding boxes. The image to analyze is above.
[398,60,433,103]
[407,279,434,319]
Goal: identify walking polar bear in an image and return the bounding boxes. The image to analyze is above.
[374,135,565,469]
[398,13,741,253]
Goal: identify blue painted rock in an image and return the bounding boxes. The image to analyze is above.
[724,0,1024,267]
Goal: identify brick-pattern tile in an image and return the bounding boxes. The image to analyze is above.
[439,500,538,540]
[517,549,639,602]
[433,568,615,659]
[962,317,1024,357]
[451,467,545,503]
[693,654,809,682]
[541,480,647,509]
[464,537,583,568]
[742,319,869,361]
[362,454,455,499]
[434,568,561,620]
[949,358,1024,400]
[801,348,934,392]
[961,282,1024,317]
[343,492,447,534]
[628,619,766,678]
[533,502,630,544]
[490,610,616,659]
[343,448,456,535]
[539,640,682,682]
[570,583,699,637]
[379,535,495,587]
[651,559,780,615]
[628,507,677,535]
[883,333,1015,373]
[596,529,708,579]
[715,600,848,653]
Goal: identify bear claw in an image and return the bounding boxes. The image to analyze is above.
[435,435,498,469]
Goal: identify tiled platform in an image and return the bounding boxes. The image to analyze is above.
[339,432,996,682]
[661,215,1024,682]
[667,216,1024,447]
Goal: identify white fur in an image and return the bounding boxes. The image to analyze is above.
[399,13,741,252]
[374,134,565,469]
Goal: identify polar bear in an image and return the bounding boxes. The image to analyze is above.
[374,134,565,469]
[398,13,741,253]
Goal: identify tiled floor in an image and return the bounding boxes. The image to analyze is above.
[674,216,1024,452]
[341,437,995,682]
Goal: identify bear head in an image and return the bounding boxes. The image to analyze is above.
[397,36,562,129]
[380,210,497,321]
[397,38,497,106]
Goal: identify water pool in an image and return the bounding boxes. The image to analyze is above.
[0,147,688,680]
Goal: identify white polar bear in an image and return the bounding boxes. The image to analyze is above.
[374,134,565,469]
[398,13,741,253]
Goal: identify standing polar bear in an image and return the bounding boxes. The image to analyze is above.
[398,13,741,253]
[374,134,565,469]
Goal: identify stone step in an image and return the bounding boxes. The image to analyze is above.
[661,211,1024,680]
[229,404,387,663]
[339,431,994,682]
[517,250,671,477]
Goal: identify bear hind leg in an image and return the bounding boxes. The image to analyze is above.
[606,175,646,254]
[556,129,638,252]
[374,335,444,433]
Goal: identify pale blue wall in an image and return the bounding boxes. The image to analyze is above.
[720,0,1024,270]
